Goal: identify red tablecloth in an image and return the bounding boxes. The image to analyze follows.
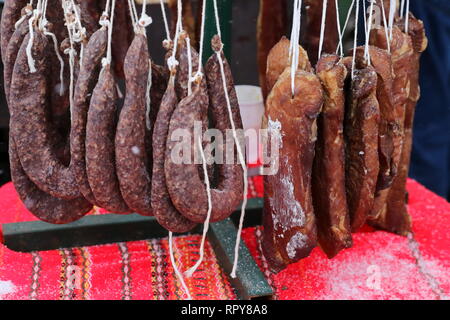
[0,178,449,300]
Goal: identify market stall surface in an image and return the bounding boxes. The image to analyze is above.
[0,178,448,300]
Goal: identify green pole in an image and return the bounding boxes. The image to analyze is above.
[203,0,233,64]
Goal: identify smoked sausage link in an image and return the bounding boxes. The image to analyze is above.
[10,31,82,200]
[85,65,130,214]
[116,34,153,216]
[71,27,108,204]
[151,75,197,233]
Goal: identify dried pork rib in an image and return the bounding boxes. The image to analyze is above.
[344,66,380,232]
[371,14,428,235]
[312,54,352,258]
[368,25,414,232]
[262,68,322,272]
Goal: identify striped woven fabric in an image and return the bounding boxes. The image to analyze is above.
[0,176,263,300]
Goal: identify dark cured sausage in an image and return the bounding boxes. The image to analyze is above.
[85,65,130,213]
[71,27,108,204]
[262,68,322,273]
[115,34,153,216]
[344,66,380,232]
[9,31,82,200]
[151,73,197,233]
[163,35,244,224]
[3,15,29,105]
[1,0,28,62]
[368,25,414,229]
[9,138,92,224]
[312,54,352,258]
[265,36,312,100]
[257,0,287,100]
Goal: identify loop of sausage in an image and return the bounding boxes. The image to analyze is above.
[151,75,197,232]
[116,34,154,216]
[9,137,92,224]
[1,0,28,62]
[71,27,108,204]
[174,32,214,182]
[344,67,381,232]
[85,65,130,213]
[9,31,82,200]
[262,69,322,273]
[312,54,353,258]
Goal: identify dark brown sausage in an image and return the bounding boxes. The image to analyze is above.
[9,30,82,200]
[262,68,322,273]
[9,137,92,224]
[115,34,153,216]
[111,0,133,79]
[312,54,352,258]
[85,65,130,213]
[151,74,197,232]
[163,36,245,224]
[1,0,28,62]
[71,27,108,204]
[3,15,29,105]
[344,66,380,232]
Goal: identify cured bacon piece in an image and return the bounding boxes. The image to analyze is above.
[265,37,312,100]
[344,66,380,232]
[353,46,398,193]
[371,14,427,235]
[368,25,415,233]
[262,68,322,272]
[257,0,287,100]
[312,54,352,258]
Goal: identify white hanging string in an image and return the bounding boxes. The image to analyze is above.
[212,0,248,279]
[351,0,360,79]
[336,0,355,55]
[404,0,410,33]
[335,0,343,57]
[289,0,302,97]
[318,0,328,60]
[362,0,367,40]
[159,0,171,41]
[103,0,117,67]
[168,232,193,300]
[167,0,182,71]
[184,137,213,278]
[186,37,193,95]
[388,0,396,40]
[139,0,153,29]
[364,0,375,63]
[195,0,207,80]
[379,0,391,53]
[400,0,405,19]
[26,10,38,73]
[44,31,65,95]
[127,0,138,29]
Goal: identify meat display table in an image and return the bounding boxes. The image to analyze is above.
[0,178,448,300]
